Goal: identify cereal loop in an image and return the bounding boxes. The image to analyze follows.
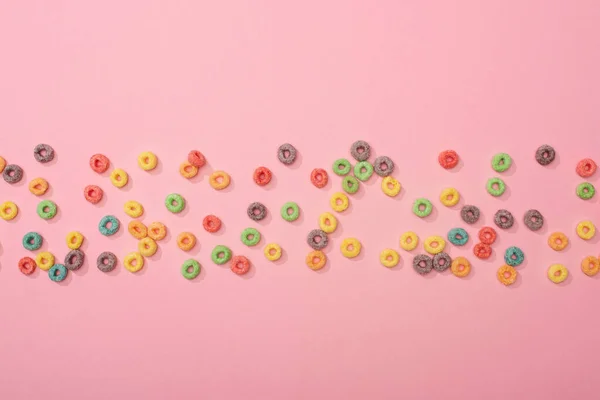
[333,159,351,176]
[110,168,129,188]
[29,178,49,196]
[253,167,272,186]
[400,231,419,251]
[211,245,232,265]
[433,252,452,272]
[310,168,328,188]
[179,161,199,179]
[494,209,514,230]
[412,198,433,218]
[424,236,446,255]
[165,193,185,213]
[203,215,222,233]
[66,231,84,250]
[330,192,349,212]
[148,222,167,241]
[97,252,117,273]
[230,255,251,275]
[264,243,282,261]
[373,156,394,177]
[535,145,555,166]
[48,264,68,282]
[440,188,459,207]
[576,220,596,240]
[281,202,300,221]
[23,232,43,251]
[98,215,120,236]
[381,176,401,197]
[447,228,469,246]
[581,256,600,277]
[90,154,110,173]
[128,220,148,239]
[306,251,327,270]
[19,257,37,275]
[523,209,544,231]
[33,144,55,163]
[486,177,506,197]
[461,205,480,224]
[451,257,471,277]
[491,153,512,172]
[478,227,497,245]
[0,201,18,221]
[497,265,517,286]
[188,150,206,168]
[277,144,297,165]
[209,171,231,190]
[340,238,361,258]
[547,264,568,284]
[0,156,5,173]
[124,252,144,273]
[576,158,597,178]
[241,228,261,247]
[438,150,459,169]
[177,232,197,252]
[380,249,399,268]
[181,259,201,280]
[548,232,568,251]
[138,152,158,171]
[504,246,524,267]
[36,252,55,271]
[84,185,103,204]
[342,175,359,194]
[37,200,57,220]
[124,201,144,218]
[413,254,433,275]
[576,182,595,200]
[473,243,492,259]
[319,212,338,233]
[3,164,23,184]
[354,161,374,182]
[350,140,371,162]
[138,237,158,257]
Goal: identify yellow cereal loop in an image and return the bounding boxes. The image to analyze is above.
[124,201,144,218]
[264,243,282,261]
[209,171,231,190]
[319,212,338,233]
[380,249,399,268]
[548,264,568,283]
[29,178,49,196]
[36,251,55,271]
[400,231,418,251]
[180,161,199,179]
[576,221,596,240]
[138,237,158,257]
[440,188,460,207]
[341,238,361,258]
[0,201,18,221]
[0,156,6,173]
[330,192,349,212]
[451,257,471,278]
[137,151,158,171]
[66,231,84,250]
[581,256,599,277]
[381,176,401,197]
[110,168,129,188]
[124,252,144,273]
[128,220,147,239]
[424,236,446,255]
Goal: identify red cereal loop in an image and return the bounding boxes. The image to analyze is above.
[438,150,459,169]
[478,227,497,245]
[84,185,104,204]
[253,167,272,186]
[473,243,492,259]
[188,150,206,168]
[18,257,37,275]
[230,255,250,275]
[310,168,328,188]
[576,158,597,178]
[89,154,110,173]
[203,215,222,233]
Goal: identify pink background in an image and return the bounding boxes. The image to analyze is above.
[1,1,600,399]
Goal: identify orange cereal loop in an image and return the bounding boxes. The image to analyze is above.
[29,178,49,196]
[209,171,231,190]
[451,257,471,278]
[497,265,518,286]
[147,222,167,241]
[548,232,569,251]
[177,232,196,251]
[128,220,148,239]
[179,161,199,179]
[306,250,327,270]
[0,156,6,173]
[581,256,600,277]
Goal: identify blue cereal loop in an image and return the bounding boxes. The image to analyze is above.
[448,228,469,246]
[504,246,524,267]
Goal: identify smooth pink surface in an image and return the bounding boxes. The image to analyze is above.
[1,1,600,399]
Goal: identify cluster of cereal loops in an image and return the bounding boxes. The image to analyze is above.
[180,150,205,179]
[473,226,497,261]
[575,158,596,200]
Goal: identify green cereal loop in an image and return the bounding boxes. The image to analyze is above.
[99,215,120,236]
[280,202,300,221]
[241,227,261,246]
[181,259,201,280]
[577,182,596,200]
[342,175,359,194]
[491,153,512,172]
[486,177,506,197]
[22,232,43,251]
[37,200,57,220]
[354,161,374,181]
[412,198,433,218]
[165,193,185,213]
[332,158,351,176]
[211,245,232,265]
